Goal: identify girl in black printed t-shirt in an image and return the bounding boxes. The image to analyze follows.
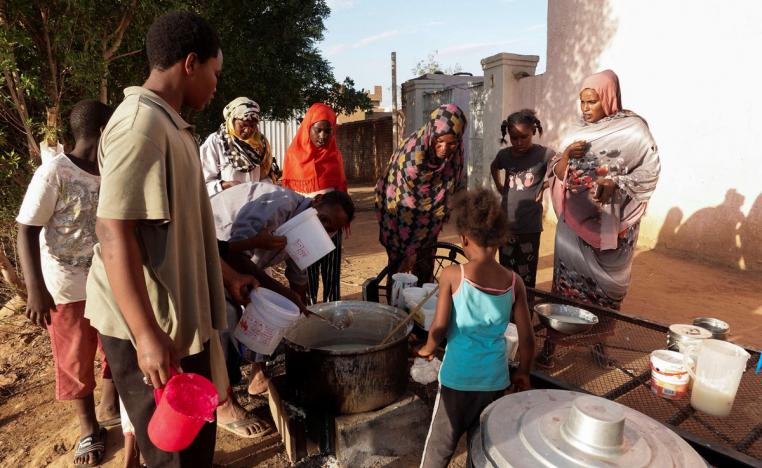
[490,109,555,288]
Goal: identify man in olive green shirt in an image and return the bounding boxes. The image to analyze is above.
[85,12,253,465]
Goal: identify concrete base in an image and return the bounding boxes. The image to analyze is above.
[335,393,431,467]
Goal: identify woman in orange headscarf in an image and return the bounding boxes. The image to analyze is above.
[283,103,348,304]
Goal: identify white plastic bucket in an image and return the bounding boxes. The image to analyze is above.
[650,350,690,400]
[234,288,300,355]
[403,287,437,329]
[421,283,438,294]
[422,305,437,331]
[391,273,418,308]
[274,208,335,270]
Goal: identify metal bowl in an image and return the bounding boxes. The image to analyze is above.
[692,317,729,340]
[534,303,598,335]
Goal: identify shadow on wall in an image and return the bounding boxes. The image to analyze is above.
[533,0,618,146]
[656,189,762,271]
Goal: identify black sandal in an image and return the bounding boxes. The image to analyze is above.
[74,427,107,466]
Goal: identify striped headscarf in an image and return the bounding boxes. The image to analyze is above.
[217,97,276,179]
[375,103,466,256]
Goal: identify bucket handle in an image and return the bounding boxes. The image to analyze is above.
[153,367,180,404]
[682,355,696,380]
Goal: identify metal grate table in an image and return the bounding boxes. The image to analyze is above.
[529,288,762,467]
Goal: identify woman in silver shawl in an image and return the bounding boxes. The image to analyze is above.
[538,69,660,367]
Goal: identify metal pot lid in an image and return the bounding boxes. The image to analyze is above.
[669,324,712,340]
[479,390,705,467]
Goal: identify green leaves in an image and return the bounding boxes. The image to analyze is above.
[0,0,371,156]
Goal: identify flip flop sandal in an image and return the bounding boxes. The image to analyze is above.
[219,416,274,439]
[247,380,270,397]
[97,415,121,428]
[74,427,107,467]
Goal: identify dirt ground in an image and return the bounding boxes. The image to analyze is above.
[1,184,761,467]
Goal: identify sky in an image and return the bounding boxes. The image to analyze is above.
[320,0,548,109]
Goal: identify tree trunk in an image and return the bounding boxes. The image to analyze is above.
[99,0,138,105]
[99,76,108,104]
[0,0,41,162]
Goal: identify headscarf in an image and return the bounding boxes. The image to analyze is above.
[282,103,347,193]
[580,69,622,117]
[550,70,660,250]
[375,103,466,256]
[217,97,276,180]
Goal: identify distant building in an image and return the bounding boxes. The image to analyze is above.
[337,85,390,124]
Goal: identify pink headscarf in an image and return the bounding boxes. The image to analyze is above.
[580,69,622,117]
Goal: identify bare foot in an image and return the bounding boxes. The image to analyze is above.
[123,433,140,468]
[97,378,120,425]
[247,362,269,395]
[217,397,271,438]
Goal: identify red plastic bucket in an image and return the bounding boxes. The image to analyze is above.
[147,372,219,452]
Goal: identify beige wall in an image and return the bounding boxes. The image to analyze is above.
[502,0,762,270]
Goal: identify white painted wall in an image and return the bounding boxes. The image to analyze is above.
[504,0,762,270]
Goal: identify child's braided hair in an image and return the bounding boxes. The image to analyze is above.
[499,109,543,144]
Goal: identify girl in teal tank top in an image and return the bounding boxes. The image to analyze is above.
[417,188,535,468]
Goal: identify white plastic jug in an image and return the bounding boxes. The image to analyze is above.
[234,288,300,355]
[390,273,417,308]
[688,339,750,417]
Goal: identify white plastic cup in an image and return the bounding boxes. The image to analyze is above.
[391,273,418,308]
[234,288,300,355]
[689,339,750,417]
[505,323,519,365]
[274,208,335,270]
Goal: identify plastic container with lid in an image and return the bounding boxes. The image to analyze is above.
[650,350,690,400]
[667,324,711,364]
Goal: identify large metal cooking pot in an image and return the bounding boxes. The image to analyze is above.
[283,301,412,414]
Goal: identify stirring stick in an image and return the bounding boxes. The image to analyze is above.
[307,311,347,330]
[380,285,439,345]
[756,354,761,374]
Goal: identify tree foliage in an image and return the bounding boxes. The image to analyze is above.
[0,0,371,162]
[0,0,371,295]
[193,0,372,131]
[412,50,463,77]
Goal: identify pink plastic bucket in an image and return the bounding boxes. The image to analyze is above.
[147,372,219,452]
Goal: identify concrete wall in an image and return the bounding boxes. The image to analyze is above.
[498,0,762,271]
[336,116,393,183]
[401,74,486,188]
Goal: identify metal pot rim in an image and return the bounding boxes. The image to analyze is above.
[283,300,413,355]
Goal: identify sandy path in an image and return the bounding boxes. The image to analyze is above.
[1,184,760,468]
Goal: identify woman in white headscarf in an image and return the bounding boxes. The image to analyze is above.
[200,97,278,196]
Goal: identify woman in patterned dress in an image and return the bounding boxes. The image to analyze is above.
[375,103,466,285]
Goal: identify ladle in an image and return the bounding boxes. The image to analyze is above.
[307,309,353,330]
[379,284,439,345]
